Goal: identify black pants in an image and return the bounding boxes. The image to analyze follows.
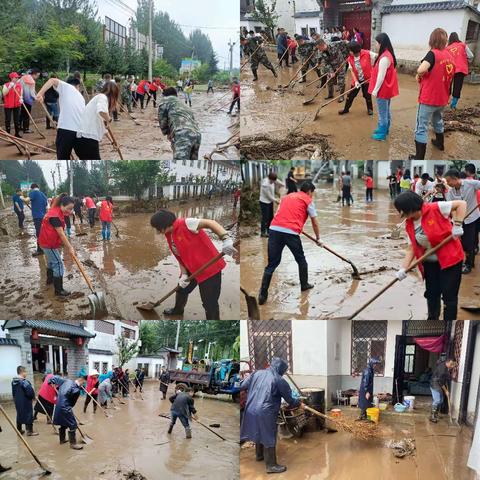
[75,137,101,160]
[228,96,240,113]
[260,201,274,235]
[4,107,21,135]
[74,209,83,224]
[423,261,462,320]
[264,229,307,275]
[476,218,480,252]
[84,393,98,412]
[344,83,372,112]
[56,128,80,160]
[15,209,25,228]
[176,271,222,319]
[342,185,351,206]
[146,90,157,107]
[278,50,289,67]
[33,217,43,253]
[451,72,465,99]
[366,188,373,202]
[207,87,214,94]
[137,93,145,109]
[462,220,477,266]
[88,208,96,227]
[19,103,32,131]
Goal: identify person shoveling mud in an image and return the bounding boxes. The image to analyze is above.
[429,358,457,424]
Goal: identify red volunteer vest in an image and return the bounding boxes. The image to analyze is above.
[3,82,22,108]
[270,191,312,234]
[447,41,468,75]
[39,206,66,249]
[348,50,372,87]
[368,50,399,99]
[405,203,464,277]
[86,375,99,395]
[419,49,455,106]
[165,218,226,284]
[84,196,95,209]
[99,200,113,222]
[137,80,149,94]
[233,83,240,96]
[38,374,57,404]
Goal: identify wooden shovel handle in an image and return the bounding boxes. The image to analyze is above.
[309,60,347,102]
[302,231,352,265]
[13,88,46,139]
[240,43,263,71]
[320,80,368,109]
[289,50,316,86]
[70,250,95,293]
[80,385,109,417]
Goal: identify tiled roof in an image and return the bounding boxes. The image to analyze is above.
[3,320,96,338]
[0,338,19,346]
[382,1,480,15]
[88,349,114,355]
[294,10,321,18]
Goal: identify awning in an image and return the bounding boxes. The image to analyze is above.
[3,320,96,339]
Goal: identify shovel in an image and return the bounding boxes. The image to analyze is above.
[111,221,120,238]
[302,231,360,279]
[240,43,263,71]
[192,417,227,441]
[36,397,58,434]
[303,61,346,105]
[240,286,261,320]
[0,404,52,475]
[130,378,145,401]
[70,250,108,318]
[73,413,93,444]
[13,88,46,139]
[390,218,407,240]
[442,386,460,427]
[80,386,112,418]
[106,125,124,160]
[283,50,316,88]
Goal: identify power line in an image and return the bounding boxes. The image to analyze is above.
[177,24,239,31]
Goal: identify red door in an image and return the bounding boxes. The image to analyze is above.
[342,10,372,50]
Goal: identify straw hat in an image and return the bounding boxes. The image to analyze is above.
[89,369,99,376]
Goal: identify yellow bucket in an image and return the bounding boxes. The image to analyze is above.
[366,407,380,424]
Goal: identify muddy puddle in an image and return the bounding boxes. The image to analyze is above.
[240,406,475,479]
[240,53,480,160]
[0,197,240,321]
[0,381,239,480]
[0,90,239,160]
[240,182,480,320]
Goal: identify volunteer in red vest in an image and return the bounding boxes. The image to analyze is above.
[38,193,76,297]
[464,163,480,256]
[394,190,466,320]
[258,181,320,305]
[447,32,474,109]
[410,28,455,160]
[84,369,100,413]
[369,33,399,141]
[136,79,150,109]
[150,209,238,319]
[2,72,23,138]
[33,371,57,423]
[146,77,166,108]
[339,41,375,116]
[83,194,97,228]
[98,195,113,241]
[228,77,241,115]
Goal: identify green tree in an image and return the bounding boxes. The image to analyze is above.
[116,335,140,368]
[191,63,211,83]
[153,58,178,83]
[189,30,215,65]
[22,161,49,192]
[104,38,126,75]
[251,0,279,40]
[207,51,219,76]
[110,160,163,199]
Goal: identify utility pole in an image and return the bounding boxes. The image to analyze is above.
[51,170,56,194]
[228,40,236,78]
[174,320,181,350]
[67,160,74,196]
[0,173,6,209]
[148,0,153,82]
[56,162,62,184]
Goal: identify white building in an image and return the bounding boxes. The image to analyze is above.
[136,348,181,379]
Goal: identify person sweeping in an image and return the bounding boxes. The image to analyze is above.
[83,369,100,413]
[33,371,56,423]
[12,366,38,436]
[167,386,198,439]
[150,209,238,320]
[429,358,456,423]
[159,368,170,400]
[2,72,23,138]
[258,181,320,305]
[98,373,113,408]
[357,358,381,421]
[447,32,473,109]
[97,196,114,241]
[394,190,466,320]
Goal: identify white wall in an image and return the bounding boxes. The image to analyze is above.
[467,326,480,424]
[240,321,249,363]
[270,0,296,32]
[295,17,322,36]
[96,0,136,28]
[88,353,112,374]
[135,356,165,378]
[0,345,22,399]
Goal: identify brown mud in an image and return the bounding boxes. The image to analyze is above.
[240,54,480,160]
[0,91,239,160]
[240,182,480,320]
[0,381,239,480]
[240,405,475,479]
[0,197,240,321]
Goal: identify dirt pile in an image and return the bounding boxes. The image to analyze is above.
[241,132,337,160]
[444,103,480,137]
[0,212,22,239]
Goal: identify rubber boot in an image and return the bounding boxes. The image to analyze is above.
[325,83,334,100]
[372,125,388,141]
[26,424,39,436]
[167,424,173,434]
[46,268,54,285]
[429,406,438,423]
[299,264,313,291]
[337,86,345,103]
[427,298,441,320]
[54,277,70,297]
[356,410,368,421]
[338,94,354,115]
[185,427,192,439]
[59,426,68,444]
[450,96,459,109]
[0,464,12,473]
[255,443,265,461]
[252,69,258,81]
[66,227,71,237]
[258,272,273,305]
[163,291,188,315]
[17,423,25,435]
[14,124,22,138]
[93,402,97,414]
[366,97,373,115]
[408,141,427,159]
[462,254,473,274]
[264,447,287,474]
[299,74,306,84]
[69,430,83,450]
[431,132,444,151]
[33,411,38,422]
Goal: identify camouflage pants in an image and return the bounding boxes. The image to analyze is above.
[122,94,132,113]
[301,58,320,79]
[327,66,346,97]
[172,130,202,160]
[251,52,274,72]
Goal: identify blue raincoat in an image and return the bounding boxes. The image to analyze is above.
[240,357,299,448]
[49,376,81,429]
[358,359,380,410]
[11,376,35,425]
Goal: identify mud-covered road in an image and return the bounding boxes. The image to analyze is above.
[0,197,240,321]
[0,381,239,480]
[240,181,480,320]
[240,52,480,160]
[0,90,239,160]
[240,405,475,479]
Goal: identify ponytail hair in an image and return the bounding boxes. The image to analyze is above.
[106,195,113,203]
[52,192,75,208]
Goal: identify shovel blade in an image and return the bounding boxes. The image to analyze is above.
[88,291,107,319]
[136,302,156,311]
[303,98,315,105]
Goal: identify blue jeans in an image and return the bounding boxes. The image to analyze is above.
[46,102,59,121]
[376,97,391,130]
[170,410,190,428]
[43,248,64,277]
[430,387,443,408]
[415,103,444,143]
[101,221,111,240]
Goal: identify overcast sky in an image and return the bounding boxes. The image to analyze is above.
[35,161,70,188]
[117,0,240,69]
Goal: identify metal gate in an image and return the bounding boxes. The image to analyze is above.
[342,10,372,49]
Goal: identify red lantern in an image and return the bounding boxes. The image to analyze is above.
[76,337,83,346]
[31,329,39,340]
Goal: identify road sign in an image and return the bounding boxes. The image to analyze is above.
[20,182,30,190]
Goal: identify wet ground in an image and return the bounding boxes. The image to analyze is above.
[0,381,239,480]
[240,182,480,320]
[240,53,480,160]
[240,403,475,479]
[0,197,240,320]
[0,91,239,160]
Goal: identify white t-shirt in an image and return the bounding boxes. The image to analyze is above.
[415,180,435,196]
[77,94,109,142]
[55,80,85,132]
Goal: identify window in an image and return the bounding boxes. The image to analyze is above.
[102,362,109,374]
[466,20,479,42]
[93,361,100,372]
[351,321,387,376]
[104,16,127,47]
[310,27,317,36]
[155,364,161,378]
[122,326,136,340]
[404,344,415,374]
[301,27,308,36]
[95,320,115,335]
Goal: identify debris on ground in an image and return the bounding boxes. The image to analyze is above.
[324,415,380,440]
[124,470,148,480]
[444,104,480,137]
[386,438,416,458]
